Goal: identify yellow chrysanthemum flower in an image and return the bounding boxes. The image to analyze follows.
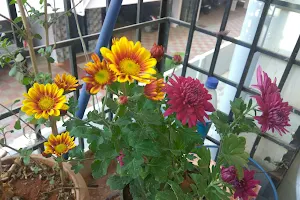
[21,83,69,119]
[112,37,119,45]
[144,78,165,101]
[82,53,116,95]
[54,73,79,92]
[44,132,75,156]
[100,37,157,83]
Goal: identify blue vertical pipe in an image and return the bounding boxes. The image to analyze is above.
[76,0,123,119]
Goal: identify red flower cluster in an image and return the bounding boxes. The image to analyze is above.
[164,75,214,127]
[253,66,292,135]
[221,166,260,200]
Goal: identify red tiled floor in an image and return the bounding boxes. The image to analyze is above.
[0,5,246,144]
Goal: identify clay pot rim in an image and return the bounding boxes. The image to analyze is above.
[2,154,90,200]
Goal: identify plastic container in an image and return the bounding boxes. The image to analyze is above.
[197,77,219,138]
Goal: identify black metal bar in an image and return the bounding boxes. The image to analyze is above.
[157,0,171,72]
[208,0,233,76]
[0,107,20,120]
[234,0,271,98]
[250,136,261,158]
[64,0,83,149]
[278,35,300,89]
[168,17,300,66]
[136,0,143,41]
[181,0,200,77]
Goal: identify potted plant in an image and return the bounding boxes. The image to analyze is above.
[65,36,291,199]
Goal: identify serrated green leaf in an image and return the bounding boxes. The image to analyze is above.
[122,156,144,178]
[218,134,249,179]
[14,120,21,130]
[20,148,33,165]
[71,162,84,174]
[22,77,32,85]
[69,146,84,159]
[115,116,132,126]
[95,143,118,159]
[106,98,118,113]
[134,140,160,157]
[155,190,176,200]
[106,175,132,190]
[136,110,162,125]
[91,159,111,179]
[168,180,185,200]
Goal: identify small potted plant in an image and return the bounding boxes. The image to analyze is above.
[66,36,291,199]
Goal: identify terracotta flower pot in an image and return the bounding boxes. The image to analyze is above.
[2,154,90,200]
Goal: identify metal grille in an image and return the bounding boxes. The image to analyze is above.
[1,0,300,188]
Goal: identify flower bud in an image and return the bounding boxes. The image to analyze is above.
[118,96,128,105]
[221,166,237,184]
[173,54,182,65]
[150,43,164,62]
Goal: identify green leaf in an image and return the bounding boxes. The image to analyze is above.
[168,180,185,200]
[21,0,27,4]
[91,159,111,179]
[71,162,84,174]
[149,156,172,182]
[67,96,78,116]
[13,16,22,23]
[106,98,118,113]
[134,140,160,157]
[14,120,21,130]
[37,48,45,54]
[115,116,132,126]
[20,148,33,165]
[95,143,118,160]
[155,190,176,200]
[210,111,230,136]
[10,0,17,5]
[22,77,33,85]
[69,146,84,159]
[9,66,17,76]
[136,110,162,125]
[33,34,42,40]
[248,98,253,110]
[122,156,144,178]
[219,134,249,179]
[106,175,132,190]
[11,99,20,107]
[47,56,55,63]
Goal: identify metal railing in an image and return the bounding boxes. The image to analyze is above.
[1,0,300,188]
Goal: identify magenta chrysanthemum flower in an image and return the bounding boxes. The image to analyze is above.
[116,151,125,167]
[221,166,237,184]
[252,66,292,135]
[164,75,214,127]
[252,65,279,98]
[233,169,260,200]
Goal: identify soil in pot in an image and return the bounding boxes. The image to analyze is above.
[1,157,75,200]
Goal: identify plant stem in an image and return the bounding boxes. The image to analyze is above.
[44,0,52,77]
[71,0,89,62]
[92,95,96,111]
[16,0,39,77]
[58,158,65,186]
[102,91,109,118]
[49,116,59,135]
[112,107,120,122]
[0,141,19,153]
[229,105,257,130]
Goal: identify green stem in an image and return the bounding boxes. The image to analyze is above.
[229,105,257,129]
[112,107,121,122]
[102,91,109,118]
[92,95,96,111]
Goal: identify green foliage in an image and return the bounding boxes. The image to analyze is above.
[14,120,21,130]
[71,162,84,174]
[67,96,78,116]
[107,175,132,190]
[91,159,111,179]
[218,134,249,178]
[20,148,33,165]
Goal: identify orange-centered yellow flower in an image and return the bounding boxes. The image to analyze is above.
[44,132,75,156]
[54,73,79,92]
[21,83,69,119]
[82,53,115,95]
[100,37,157,83]
[144,78,165,101]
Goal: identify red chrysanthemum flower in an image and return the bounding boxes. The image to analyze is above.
[233,169,260,200]
[221,166,237,184]
[252,66,292,135]
[164,75,214,127]
[173,54,182,65]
